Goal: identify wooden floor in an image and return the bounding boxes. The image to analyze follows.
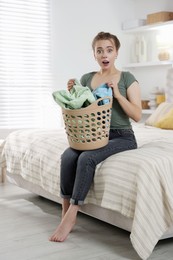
[1,183,173,260]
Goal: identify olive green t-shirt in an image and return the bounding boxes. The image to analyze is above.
[80,71,137,129]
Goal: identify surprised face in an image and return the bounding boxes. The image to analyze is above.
[94,39,118,70]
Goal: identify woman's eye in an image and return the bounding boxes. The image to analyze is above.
[108,49,113,53]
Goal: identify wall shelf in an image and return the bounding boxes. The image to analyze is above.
[122,20,173,34]
[123,60,173,69]
[142,109,155,115]
[122,19,173,104]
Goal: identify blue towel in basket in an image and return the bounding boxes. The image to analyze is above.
[92,84,112,105]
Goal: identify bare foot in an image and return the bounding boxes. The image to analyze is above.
[49,205,79,242]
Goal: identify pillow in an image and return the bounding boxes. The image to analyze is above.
[145,102,173,126]
[154,109,173,129]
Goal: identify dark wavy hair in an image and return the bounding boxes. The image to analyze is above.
[92,31,121,51]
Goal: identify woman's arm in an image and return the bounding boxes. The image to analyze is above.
[107,80,142,122]
[116,81,142,122]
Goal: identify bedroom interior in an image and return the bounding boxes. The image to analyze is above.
[1,0,173,259]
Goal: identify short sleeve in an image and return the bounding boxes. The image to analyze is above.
[80,74,89,86]
[123,71,138,89]
[80,72,96,88]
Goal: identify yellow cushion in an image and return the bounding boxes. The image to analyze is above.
[154,109,173,129]
[145,102,173,126]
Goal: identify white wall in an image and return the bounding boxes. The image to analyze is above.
[50,0,135,89]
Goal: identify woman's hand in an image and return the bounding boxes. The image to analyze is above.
[107,80,121,99]
[67,79,75,91]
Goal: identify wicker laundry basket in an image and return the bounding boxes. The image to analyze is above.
[62,97,112,150]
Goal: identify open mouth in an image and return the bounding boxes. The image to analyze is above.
[102,61,109,65]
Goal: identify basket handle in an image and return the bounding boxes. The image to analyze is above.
[85,96,112,110]
[95,96,112,106]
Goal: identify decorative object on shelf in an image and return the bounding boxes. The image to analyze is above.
[147,11,173,24]
[148,100,157,110]
[141,100,149,109]
[158,50,170,61]
[139,36,147,62]
[166,68,173,102]
[134,36,140,62]
[156,31,173,61]
[148,87,165,110]
[156,93,165,106]
[134,36,147,63]
[122,19,146,30]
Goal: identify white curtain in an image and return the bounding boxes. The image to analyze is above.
[0,0,60,136]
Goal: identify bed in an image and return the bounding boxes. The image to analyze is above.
[1,102,173,260]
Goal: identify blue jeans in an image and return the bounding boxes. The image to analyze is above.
[60,129,137,205]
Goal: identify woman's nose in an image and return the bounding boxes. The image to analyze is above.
[102,52,107,57]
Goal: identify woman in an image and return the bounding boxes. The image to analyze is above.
[50,31,142,242]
